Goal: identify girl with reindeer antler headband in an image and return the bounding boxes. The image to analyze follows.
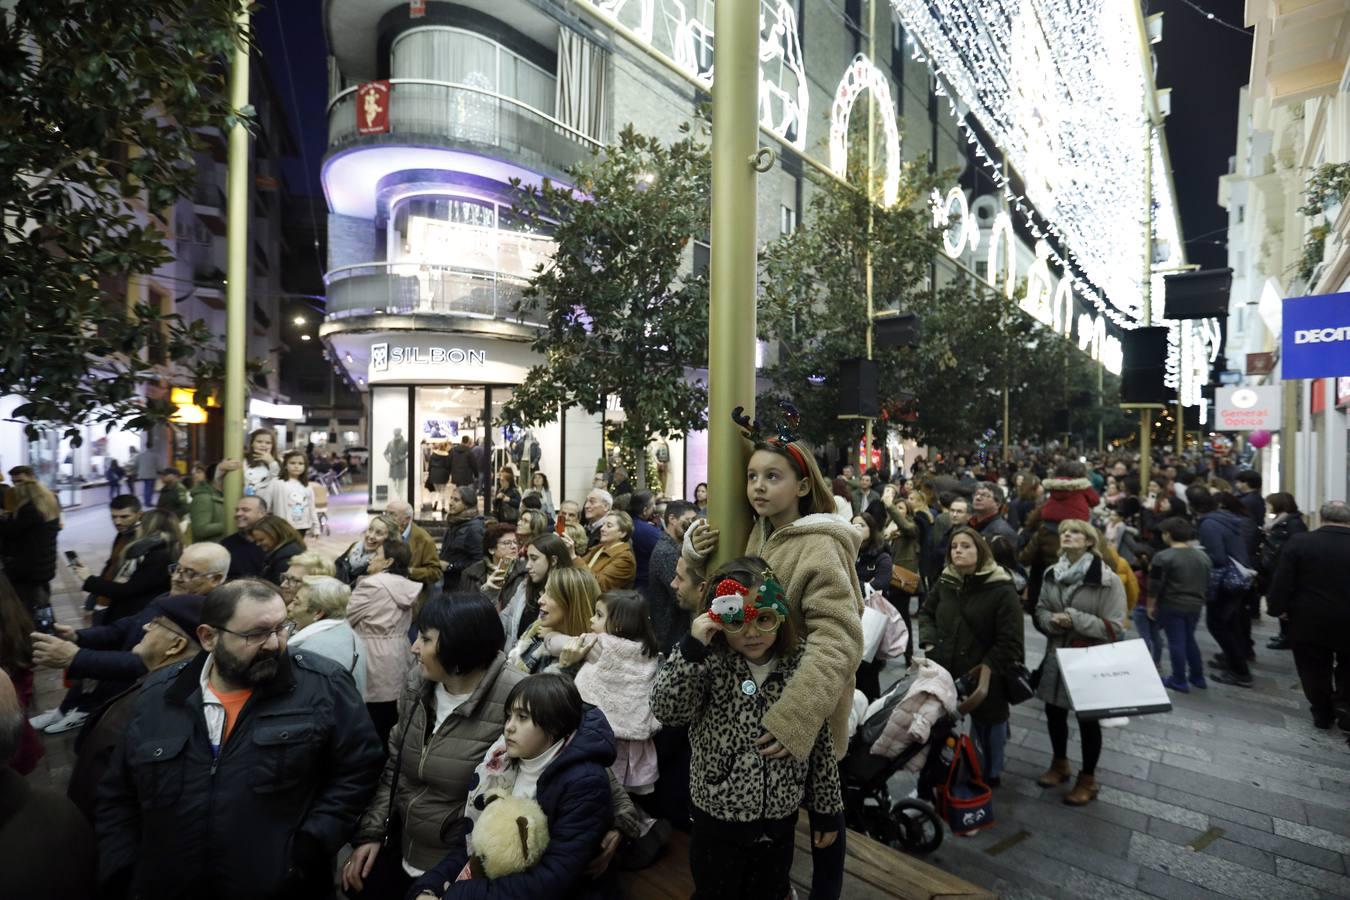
[680,402,863,900]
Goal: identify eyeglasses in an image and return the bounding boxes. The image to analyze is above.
[214,621,296,645]
[147,618,190,641]
[721,608,783,635]
[168,563,219,581]
[280,574,305,588]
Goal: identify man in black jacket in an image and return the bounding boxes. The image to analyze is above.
[439,485,485,591]
[1267,501,1350,731]
[29,543,229,736]
[220,494,266,578]
[96,578,382,900]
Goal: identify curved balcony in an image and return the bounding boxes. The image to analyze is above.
[327,79,600,179]
[324,262,543,327]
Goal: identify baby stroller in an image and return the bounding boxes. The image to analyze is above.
[839,663,990,855]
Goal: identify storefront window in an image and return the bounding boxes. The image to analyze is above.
[390,194,555,281]
[416,386,487,515]
[370,386,411,507]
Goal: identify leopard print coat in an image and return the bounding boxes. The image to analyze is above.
[651,636,843,825]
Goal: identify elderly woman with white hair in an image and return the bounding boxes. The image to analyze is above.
[286,575,367,693]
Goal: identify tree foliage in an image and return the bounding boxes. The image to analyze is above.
[757,150,1119,453]
[500,125,711,485]
[0,0,243,443]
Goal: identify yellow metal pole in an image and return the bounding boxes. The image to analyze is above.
[222,3,251,532]
[706,0,759,566]
[1280,379,1298,493]
[863,0,876,476]
[1139,116,1154,492]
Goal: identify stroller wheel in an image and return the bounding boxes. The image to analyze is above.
[892,798,943,854]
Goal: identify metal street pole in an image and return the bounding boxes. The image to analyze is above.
[222,3,251,532]
[1138,118,1154,492]
[864,0,875,478]
[706,0,759,566]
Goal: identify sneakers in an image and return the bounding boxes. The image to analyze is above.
[1162,676,1190,693]
[1211,670,1253,689]
[27,709,62,731]
[42,709,90,734]
[1189,675,1208,690]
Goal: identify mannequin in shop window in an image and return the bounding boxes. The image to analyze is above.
[384,428,408,498]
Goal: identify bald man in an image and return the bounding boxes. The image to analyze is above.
[0,669,97,899]
[28,543,229,735]
[385,498,444,591]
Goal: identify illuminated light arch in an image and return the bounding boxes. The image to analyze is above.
[987,210,1016,298]
[759,0,809,150]
[596,0,654,42]
[1052,276,1074,336]
[1021,240,1054,326]
[829,55,901,206]
[934,186,979,257]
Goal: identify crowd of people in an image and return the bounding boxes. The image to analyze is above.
[0,429,1347,900]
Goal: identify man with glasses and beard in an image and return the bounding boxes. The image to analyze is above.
[96,579,382,900]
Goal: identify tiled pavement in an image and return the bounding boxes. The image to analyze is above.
[884,609,1350,899]
[23,494,1350,898]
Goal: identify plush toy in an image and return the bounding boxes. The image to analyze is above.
[467,792,550,880]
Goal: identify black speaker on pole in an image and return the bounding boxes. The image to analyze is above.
[838,358,879,417]
[1163,269,1233,320]
[1120,327,1171,404]
[875,312,922,348]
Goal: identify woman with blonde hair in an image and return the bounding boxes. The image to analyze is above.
[0,480,62,624]
[507,566,600,674]
[1033,518,1127,806]
[280,550,338,604]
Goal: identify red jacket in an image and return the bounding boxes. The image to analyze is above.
[1039,478,1099,524]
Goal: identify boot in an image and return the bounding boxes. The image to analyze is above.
[1037,758,1072,787]
[1063,773,1100,806]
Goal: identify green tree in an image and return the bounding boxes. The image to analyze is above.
[0,0,242,443]
[500,125,711,487]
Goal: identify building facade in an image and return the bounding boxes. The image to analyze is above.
[319,0,969,511]
[1219,0,1350,509]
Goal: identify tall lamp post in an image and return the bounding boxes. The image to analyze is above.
[706,0,761,566]
[222,3,251,531]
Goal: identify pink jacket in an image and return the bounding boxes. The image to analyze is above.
[573,634,661,740]
[347,571,420,703]
[869,660,959,768]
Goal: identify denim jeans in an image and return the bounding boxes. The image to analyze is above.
[970,718,1009,781]
[1132,605,1164,665]
[1157,607,1203,684]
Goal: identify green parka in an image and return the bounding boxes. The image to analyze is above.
[915,562,1025,724]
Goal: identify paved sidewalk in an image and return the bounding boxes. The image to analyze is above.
[887,614,1350,899]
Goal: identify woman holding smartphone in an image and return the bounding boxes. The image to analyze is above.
[460,524,520,595]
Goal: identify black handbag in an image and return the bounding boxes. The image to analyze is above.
[1005,662,1036,705]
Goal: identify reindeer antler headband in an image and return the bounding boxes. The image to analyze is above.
[731,401,807,476]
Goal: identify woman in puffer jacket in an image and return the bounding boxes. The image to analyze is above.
[348,537,421,747]
[1032,519,1127,807]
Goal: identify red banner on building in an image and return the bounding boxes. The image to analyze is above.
[357,81,391,135]
[410,0,426,17]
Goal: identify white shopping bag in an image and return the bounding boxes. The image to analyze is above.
[1055,639,1172,720]
[860,604,887,663]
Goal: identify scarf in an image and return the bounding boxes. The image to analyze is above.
[1052,551,1093,586]
[443,508,478,530]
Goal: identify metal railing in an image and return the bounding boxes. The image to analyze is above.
[324,261,542,324]
[327,79,601,169]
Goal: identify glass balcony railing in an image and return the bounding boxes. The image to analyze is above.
[324,262,543,325]
[327,79,600,173]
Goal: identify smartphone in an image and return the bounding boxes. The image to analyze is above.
[555,515,567,536]
[64,550,81,566]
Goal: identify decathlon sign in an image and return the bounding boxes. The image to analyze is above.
[1282,293,1350,378]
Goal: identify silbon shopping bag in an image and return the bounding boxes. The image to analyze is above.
[1055,638,1172,720]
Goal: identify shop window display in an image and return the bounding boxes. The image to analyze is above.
[370,386,410,506]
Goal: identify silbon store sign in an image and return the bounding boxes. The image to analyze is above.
[1214,386,1281,432]
[1282,292,1350,378]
